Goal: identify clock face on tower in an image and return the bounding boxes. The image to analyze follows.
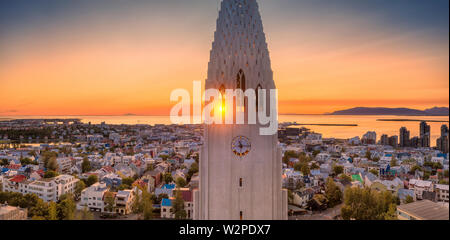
[231,136,251,157]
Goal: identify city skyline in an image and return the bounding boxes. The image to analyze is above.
[1,0,449,116]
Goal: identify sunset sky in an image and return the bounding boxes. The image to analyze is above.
[0,0,448,116]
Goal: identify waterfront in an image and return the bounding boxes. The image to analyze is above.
[2,115,448,146]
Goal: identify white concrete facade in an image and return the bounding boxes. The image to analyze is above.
[194,0,287,220]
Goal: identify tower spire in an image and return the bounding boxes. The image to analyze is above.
[207,0,275,91]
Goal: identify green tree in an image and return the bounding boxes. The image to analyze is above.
[287,189,294,204]
[187,162,199,180]
[311,162,320,170]
[46,157,58,171]
[142,191,154,220]
[365,151,372,160]
[44,170,57,179]
[81,157,91,173]
[74,180,86,200]
[48,201,58,220]
[341,187,397,220]
[332,165,344,176]
[339,174,352,183]
[369,169,379,176]
[29,198,49,219]
[163,172,173,184]
[404,195,414,204]
[0,159,8,166]
[132,192,142,214]
[325,177,342,208]
[104,192,115,213]
[390,156,398,167]
[176,177,187,188]
[157,193,169,204]
[171,189,187,219]
[86,175,98,187]
[282,151,299,165]
[58,195,76,220]
[409,165,422,174]
[312,150,321,158]
[122,177,134,187]
[20,157,34,165]
[75,206,94,220]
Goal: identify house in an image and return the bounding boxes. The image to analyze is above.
[77,182,109,212]
[408,179,433,200]
[56,157,72,174]
[155,184,176,197]
[293,188,314,208]
[3,174,79,202]
[101,173,122,188]
[363,172,378,187]
[161,198,173,218]
[370,178,403,193]
[160,188,194,219]
[115,188,137,215]
[397,189,416,203]
[435,184,449,202]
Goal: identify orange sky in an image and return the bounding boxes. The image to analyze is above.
[0,0,448,116]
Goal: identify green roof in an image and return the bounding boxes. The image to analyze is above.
[352,174,363,184]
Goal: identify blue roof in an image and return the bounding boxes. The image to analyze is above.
[161,198,172,207]
[163,184,176,190]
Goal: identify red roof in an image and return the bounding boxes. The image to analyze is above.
[102,166,114,173]
[176,189,192,202]
[9,175,27,183]
[8,164,21,170]
[36,169,45,176]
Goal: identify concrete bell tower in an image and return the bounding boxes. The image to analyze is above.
[193,0,288,220]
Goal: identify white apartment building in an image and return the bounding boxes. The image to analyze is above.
[408,179,433,200]
[77,182,109,212]
[435,184,449,202]
[56,157,72,174]
[2,174,79,202]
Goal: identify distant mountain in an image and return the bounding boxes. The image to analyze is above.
[423,107,449,116]
[329,107,449,116]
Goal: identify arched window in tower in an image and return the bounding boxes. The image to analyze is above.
[236,69,246,92]
[219,85,226,121]
[236,69,246,115]
[256,84,262,112]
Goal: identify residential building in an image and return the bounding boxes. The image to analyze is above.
[408,179,433,200]
[397,200,449,220]
[435,184,449,202]
[400,127,410,148]
[77,182,109,212]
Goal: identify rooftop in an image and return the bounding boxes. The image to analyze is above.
[397,200,449,220]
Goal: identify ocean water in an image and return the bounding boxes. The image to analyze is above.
[3,115,449,146]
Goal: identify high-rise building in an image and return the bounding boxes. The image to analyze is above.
[362,131,377,145]
[193,0,287,220]
[441,124,449,137]
[380,134,389,145]
[400,127,410,148]
[410,137,420,148]
[419,121,431,148]
[389,136,399,148]
[437,124,449,154]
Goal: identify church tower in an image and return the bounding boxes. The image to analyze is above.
[193,0,288,220]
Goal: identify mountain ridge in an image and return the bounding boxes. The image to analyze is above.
[329,107,449,116]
